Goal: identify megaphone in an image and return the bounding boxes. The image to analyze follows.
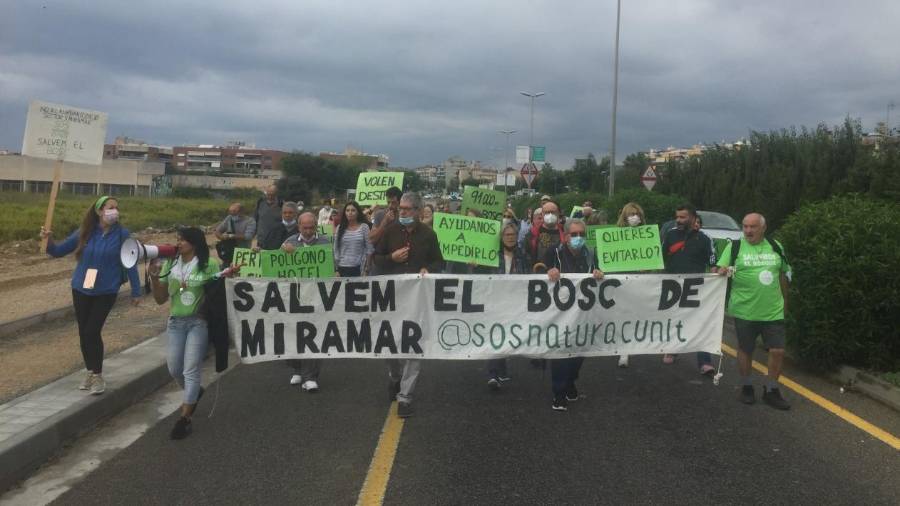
[120,238,178,269]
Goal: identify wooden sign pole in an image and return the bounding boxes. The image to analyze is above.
[41,159,63,254]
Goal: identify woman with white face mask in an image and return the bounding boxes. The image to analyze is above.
[41,196,142,395]
[613,201,648,368]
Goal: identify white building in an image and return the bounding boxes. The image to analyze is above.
[0,154,164,196]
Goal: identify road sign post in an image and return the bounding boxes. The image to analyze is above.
[641,166,657,191]
[520,162,538,189]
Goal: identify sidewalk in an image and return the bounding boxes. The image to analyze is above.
[0,333,172,493]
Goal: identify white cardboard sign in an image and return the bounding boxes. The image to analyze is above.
[22,100,109,166]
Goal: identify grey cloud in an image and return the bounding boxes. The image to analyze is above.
[2,0,899,168]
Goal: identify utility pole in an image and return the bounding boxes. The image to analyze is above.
[888,101,896,135]
[499,129,517,199]
[520,91,545,150]
[609,0,621,198]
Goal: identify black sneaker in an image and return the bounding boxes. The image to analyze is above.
[551,396,568,412]
[388,378,401,402]
[397,401,413,418]
[487,377,501,391]
[762,387,791,411]
[565,385,580,402]
[170,416,192,440]
[740,385,755,405]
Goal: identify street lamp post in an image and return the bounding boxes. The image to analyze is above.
[888,101,896,136]
[609,0,621,198]
[520,91,545,150]
[499,129,517,199]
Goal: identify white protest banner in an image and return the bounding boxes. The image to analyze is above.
[22,100,108,165]
[226,273,725,363]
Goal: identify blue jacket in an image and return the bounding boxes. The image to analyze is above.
[47,225,141,297]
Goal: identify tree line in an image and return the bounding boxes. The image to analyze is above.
[655,119,900,229]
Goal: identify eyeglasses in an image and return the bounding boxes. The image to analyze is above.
[398,206,414,211]
[569,232,586,237]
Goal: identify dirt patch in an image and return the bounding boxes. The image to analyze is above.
[0,230,220,403]
[0,299,170,403]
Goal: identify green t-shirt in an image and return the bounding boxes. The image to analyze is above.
[717,238,791,321]
[160,258,220,317]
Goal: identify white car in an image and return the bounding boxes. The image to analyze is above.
[697,210,742,241]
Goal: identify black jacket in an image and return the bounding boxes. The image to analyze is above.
[662,228,716,274]
[257,223,295,251]
[543,243,596,274]
[203,277,230,372]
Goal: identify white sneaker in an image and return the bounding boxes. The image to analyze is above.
[301,380,319,392]
[79,371,93,390]
[290,374,302,385]
[89,374,106,395]
[617,355,630,368]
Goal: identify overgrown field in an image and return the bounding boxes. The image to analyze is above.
[0,192,253,244]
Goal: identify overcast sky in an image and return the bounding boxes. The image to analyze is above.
[3,0,899,168]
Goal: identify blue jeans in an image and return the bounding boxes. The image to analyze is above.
[167,316,208,404]
[551,357,584,398]
[697,352,712,368]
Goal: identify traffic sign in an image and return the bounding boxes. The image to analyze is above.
[520,162,538,188]
[516,145,530,164]
[531,146,545,162]
[641,166,657,191]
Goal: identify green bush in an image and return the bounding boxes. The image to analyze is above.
[776,194,900,371]
[511,188,687,225]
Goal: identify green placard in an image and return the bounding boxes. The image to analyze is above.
[570,205,583,218]
[355,172,405,206]
[586,224,614,246]
[461,185,505,221]
[232,248,263,277]
[531,146,545,162]
[433,212,501,268]
[595,225,664,272]
[260,245,335,278]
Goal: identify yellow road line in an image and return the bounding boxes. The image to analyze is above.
[721,343,900,450]
[357,403,406,506]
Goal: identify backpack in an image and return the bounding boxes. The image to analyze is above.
[725,237,788,303]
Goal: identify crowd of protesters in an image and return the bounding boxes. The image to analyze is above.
[41,182,793,439]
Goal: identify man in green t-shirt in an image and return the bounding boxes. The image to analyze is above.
[715,213,792,410]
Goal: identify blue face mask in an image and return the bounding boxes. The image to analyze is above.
[398,216,415,226]
[569,236,585,249]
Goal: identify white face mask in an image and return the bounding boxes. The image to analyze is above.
[627,215,641,226]
[543,213,558,226]
[103,209,120,224]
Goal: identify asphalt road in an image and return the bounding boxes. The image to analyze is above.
[48,352,900,505]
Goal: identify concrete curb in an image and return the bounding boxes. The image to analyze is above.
[0,334,171,493]
[0,306,75,339]
[0,287,134,339]
[829,365,900,413]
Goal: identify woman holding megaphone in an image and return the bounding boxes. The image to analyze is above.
[41,196,142,396]
[148,226,238,440]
